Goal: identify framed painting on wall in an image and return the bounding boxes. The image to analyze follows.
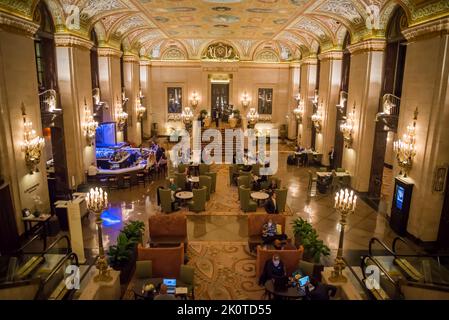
[258,88,273,114]
[167,87,182,113]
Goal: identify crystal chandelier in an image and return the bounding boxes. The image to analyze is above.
[394,108,418,177]
[136,97,146,121]
[83,98,98,146]
[340,104,356,148]
[293,93,305,123]
[311,100,323,133]
[116,96,128,131]
[247,107,259,126]
[21,104,45,174]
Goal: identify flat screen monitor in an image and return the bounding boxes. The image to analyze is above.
[396,185,405,210]
[96,122,116,147]
[163,279,176,287]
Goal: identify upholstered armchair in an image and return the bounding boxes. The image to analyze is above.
[237,175,251,189]
[158,188,173,213]
[205,172,217,193]
[199,163,210,175]
[261,176,281,190]
[199,175,212,201]
[175,172,187,191]
[178,163,187,174]
[137,244,185,278]
[239,186,257,212]
[275,188,288,213]
[247,213,286,252]
[252,163,261,176]
[256,245,304,280]
[148,214,187,248]
[229,164,239,186]
[188,186,207,213]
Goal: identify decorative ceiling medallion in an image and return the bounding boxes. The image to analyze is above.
[255,50,279,62]
[154,16,169,23]
[202,42,239,61]
[204,14,240,24]
[162,48,186,60]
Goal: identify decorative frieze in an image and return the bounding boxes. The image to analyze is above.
[318,50,343,61]
[347,39,386,55]
[122,54,140,63]
[403,17,449,41]
[54,34,93,50]
[299,57,318,65]
[0,12,39,36]
[97,46,123,58]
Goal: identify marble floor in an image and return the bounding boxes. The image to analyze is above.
[80,141,401,265]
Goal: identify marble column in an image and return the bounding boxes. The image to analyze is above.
[123,54,141,146]
[97,47,122,140]
[342,39,385,192]
[0,14,50,234]
[139,59,152,138]
[55,34,95,187]
[316,51,343,165]
[287,62,301,140]
[299,58,317,148]
[397,19,449,242]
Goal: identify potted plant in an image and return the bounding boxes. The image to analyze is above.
[291,218,330,263]
[122,220,145,245]
[108,232,136,284]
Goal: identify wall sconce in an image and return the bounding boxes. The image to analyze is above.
[190,91,200,109]
[116,96,128,131]
[139,89,144,100]
[182,107,194,131]
[136,96,146,121]
[394,108,418,178]
[21,103,45,174]
[92,88,105,110]
[312,89,319,105]
[247,107,259,128]
[241,92,251,109]
[293,94,305,123]
[83,98,98,146]
[38,89,61,113]
[340,103,355,148]
[311,100,323,133]
[336,91,348,113]
[121,89,129,106]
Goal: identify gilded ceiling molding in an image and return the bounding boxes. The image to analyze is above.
[54,34,93,50]
[347,38,386,55]
[97,46,123,58]
[299,56,318,65]
[0,11,39,36]
[402,17,449,42]
[122,53,140,63]
[139,58,151,66]
[318,50,343,61]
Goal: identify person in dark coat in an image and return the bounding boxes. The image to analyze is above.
[259,254,286,286]
[304,278,337,300]
[328,146,335,170]
[264,192,279,214]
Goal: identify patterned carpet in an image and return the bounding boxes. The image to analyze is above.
[123,241,265,300]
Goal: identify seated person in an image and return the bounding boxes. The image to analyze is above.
[264,192,279,214]
[259,254,286,286]
[295,145,305,153]
[266,179,278,193]
[262,218,287,245]
[251,173,267,191]
[167,178,180,211]
[304,278,337,301]
[154,284,176,301]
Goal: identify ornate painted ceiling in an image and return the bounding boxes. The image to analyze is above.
[1,0,449,61]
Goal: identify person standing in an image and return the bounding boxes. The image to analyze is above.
[328,146,335,170]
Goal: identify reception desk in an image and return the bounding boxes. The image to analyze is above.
[98,162,146,175]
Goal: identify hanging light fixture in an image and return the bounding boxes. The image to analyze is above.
[21,103,45,174]
[340,103,356,148]
[241,91,251,109]
[83,98,98,146]
[311,100,323,133]
[116,96,128,131]
[394,108,418,177]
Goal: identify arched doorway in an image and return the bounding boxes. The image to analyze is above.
[33,1,70,203]
[368,6,408,208]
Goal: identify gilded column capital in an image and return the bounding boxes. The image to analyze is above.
[97,47,123,58]
[347,39,386,55]
[318,50,344,61]
[139,59,151,66]
[403,17,449,42]
[0,12,39,37]
[54,34,93,50]
[299,57,318,65]
[123,54,140,63]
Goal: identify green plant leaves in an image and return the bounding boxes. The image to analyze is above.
[291,217,330,263]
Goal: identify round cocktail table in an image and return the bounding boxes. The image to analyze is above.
[251,191,269,206]
[176,191,194,206]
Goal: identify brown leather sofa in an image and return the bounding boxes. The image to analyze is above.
[148,213,187,248]
[247,214,286,252]
[137,244,185,278]
[255,245,304,280]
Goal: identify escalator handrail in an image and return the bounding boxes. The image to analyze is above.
[341,257,374,300]
[40,235,71,257]
[368,237,397,257]
[403,280,449,293]
[361,255,403,298]
[392,237,419,255]
[16,231,45,254]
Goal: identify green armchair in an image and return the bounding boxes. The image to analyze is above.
[239,170,252,177]
[178,163,187,174]
[261,176,281,190]
[180,265,195,300]
[199,175,212,201]
[159,188,174,213]
[135,260,152,279]
[205,172,217,193]
[275,188,288,213]
[199,163,210,175]
[188,187,207,213]
[239,186,257,212]
[237,175,251,189]
[175,172,187,191]
[252,163,261,176]
[229,164,238,186]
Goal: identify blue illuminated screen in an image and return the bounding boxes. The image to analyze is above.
[396,186,405,210]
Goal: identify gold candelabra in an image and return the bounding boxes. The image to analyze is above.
[86,187,112,282]
[21,104,45,174]
[329,188,357,283]
[394,108,418,177]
